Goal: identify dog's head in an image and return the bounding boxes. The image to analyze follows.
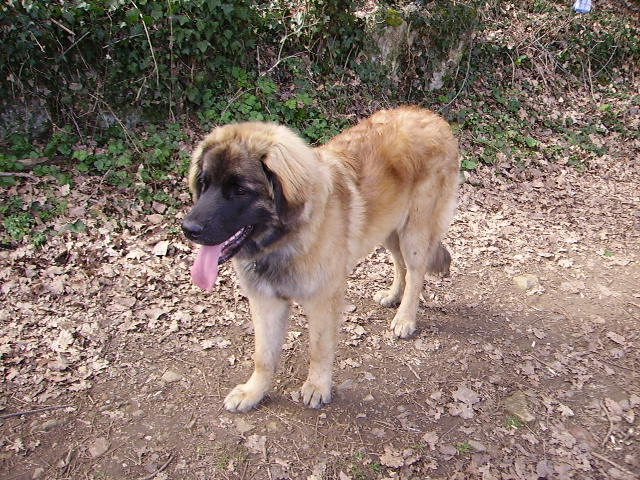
[182,122,313,290]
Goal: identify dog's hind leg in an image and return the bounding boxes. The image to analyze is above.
[390,170,457,338]
[374,232,406,307]
[299,289,344,408]
[428,241,451,277]
[224,294,290,412]
[390,229,434,338]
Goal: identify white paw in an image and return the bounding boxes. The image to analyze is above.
[301,380,331,409]
[391,316,416,338]
[373,290,401,308]
[224,384,265,413]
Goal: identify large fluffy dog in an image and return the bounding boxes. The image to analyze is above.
[182,106,459,412]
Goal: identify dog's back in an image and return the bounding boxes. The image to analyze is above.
[319,106,459,260]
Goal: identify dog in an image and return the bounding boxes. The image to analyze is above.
[182,106,459,412]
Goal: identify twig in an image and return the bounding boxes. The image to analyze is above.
[260,53,303,76]
[131,0,160,91]
[596,355,640,374]
[530,354,557,376]
[166,0,175,122]
[50,18,76,36]
[0,172,37,180]
[87,93,142,153]
[140,453,174,480]
[447,40,473,106]
[61,30,90,57]
[404,361,421,380]
[600,400,614,447]
[0,404,72,420]
[591,451,639,479]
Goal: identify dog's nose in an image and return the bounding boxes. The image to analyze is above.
[182,219,204,239]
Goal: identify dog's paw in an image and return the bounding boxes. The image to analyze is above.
[301,380,331,409]
[373,290,401,308]
[390,316,416,338]
[224,384,265,413]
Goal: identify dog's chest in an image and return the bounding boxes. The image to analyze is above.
[235,254,307,300]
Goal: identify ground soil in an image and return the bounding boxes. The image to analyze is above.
[1,96,639,480]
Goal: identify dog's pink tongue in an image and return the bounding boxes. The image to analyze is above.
[191,244,223,291]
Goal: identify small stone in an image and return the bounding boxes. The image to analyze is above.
[88,437,110,458]
[606,331,626,345]
[439,445,458,457]
[468,440,486,452]
[47,356,70,372]
[161,370,183,383]
[452,386,481,405]
[152,240,170,256]
[363,393,375,402]
[32,467,45,479]
[344,304,357,313]
[147,214,164,225]
[560,281,584,294]
[235,418,255,434]
[152,202,167,214]
[336,379,354,392]
[504,390,536,423]
[38,419,66,432]
[266,421,280,432]
[513,274,539,290]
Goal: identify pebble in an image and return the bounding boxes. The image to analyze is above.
[504,390,536,423]
[513,274,539,290]
[161,370,183,383]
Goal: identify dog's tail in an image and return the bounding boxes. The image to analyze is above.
[427,242,451,277]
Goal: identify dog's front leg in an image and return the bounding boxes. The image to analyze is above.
[299,291,342,408]
[224,293,290,413]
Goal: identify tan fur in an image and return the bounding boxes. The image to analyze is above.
[188,106,459,412]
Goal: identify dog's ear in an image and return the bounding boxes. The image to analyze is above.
[260,127,316,210]
[188,142,208,203]
[262,162,286,217]
[259,126,325,226]
[261,161,303,225]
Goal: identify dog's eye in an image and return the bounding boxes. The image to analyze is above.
[199,175,207,192]
[233,185,248,196]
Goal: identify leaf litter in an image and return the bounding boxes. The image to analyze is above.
[1,36,640,480]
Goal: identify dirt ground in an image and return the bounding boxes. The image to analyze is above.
[1,105,640,479]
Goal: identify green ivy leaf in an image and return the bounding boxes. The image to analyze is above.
[196,40,209,53]
[461,158,478,171]
[67,220,87,233]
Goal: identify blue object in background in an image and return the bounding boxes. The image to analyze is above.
[573,0,592,13]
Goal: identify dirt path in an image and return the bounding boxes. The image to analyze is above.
[1,128,639,479]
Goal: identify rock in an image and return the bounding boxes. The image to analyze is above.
[439,444,458,457]
[344,304,357,313]
[504,391,536,423]
[468,440,486,452]
[147,214,164,225]
[336,379,354,392]
[161,370,183,383]
[152,240,169,256]
[452,386,481,405]
[88,437,110,458]
[152,201,167,214]
[235,418,255,434]
[513,274,539,290]
[47,356,70,372]
[560,280,584,294]
[266,421,280,433]
[606,331,626,345]
[37,419,66,432]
